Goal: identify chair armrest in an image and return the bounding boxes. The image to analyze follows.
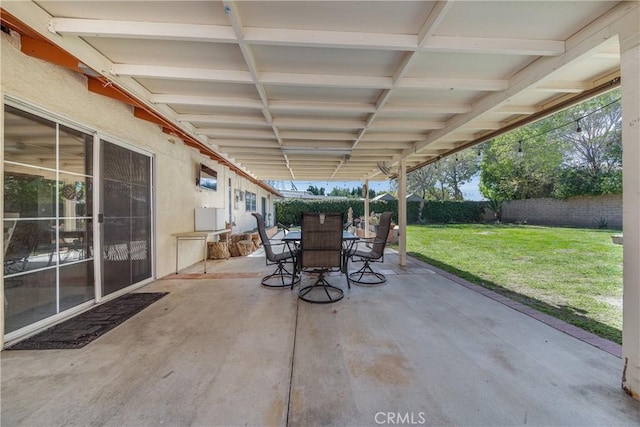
[262,239,286,248]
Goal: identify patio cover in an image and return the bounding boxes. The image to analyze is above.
[0,1,632,182]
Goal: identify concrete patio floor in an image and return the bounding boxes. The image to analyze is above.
[2,250,639,426]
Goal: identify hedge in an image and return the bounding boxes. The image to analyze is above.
[274,199,486,226]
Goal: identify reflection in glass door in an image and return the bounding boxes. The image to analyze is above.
[3,105,94,334]
[100,141,152,296]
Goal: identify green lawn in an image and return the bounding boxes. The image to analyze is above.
[404,224,623,344]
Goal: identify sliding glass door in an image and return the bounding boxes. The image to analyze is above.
[100,141,153,296]
[3,105,94,333]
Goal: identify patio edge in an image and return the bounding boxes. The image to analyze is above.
[406,255,623,358]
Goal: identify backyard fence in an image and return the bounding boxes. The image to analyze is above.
[501,194,622,229]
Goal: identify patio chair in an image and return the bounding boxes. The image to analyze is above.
[252,213,300,289]
[347,211,393,286]
[298,212,345,304]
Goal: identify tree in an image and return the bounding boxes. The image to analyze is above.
[306,185,325,195]
[479,89,622,201]
[549,89,622,198]
[438,151,478,200]
[327,187,351,197]
[479,121,564,200]
[407,150,478,201]
[407,165,439,200]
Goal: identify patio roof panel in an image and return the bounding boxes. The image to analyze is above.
[252,45,404,77]
[83,38,247,70]
[36,0,227,25]
[235,1,433,34]
[438,1,617,40]
[406,52,537,80]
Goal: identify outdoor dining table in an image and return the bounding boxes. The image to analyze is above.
[281,230,359,274]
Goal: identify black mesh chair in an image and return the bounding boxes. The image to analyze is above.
[347,211,393,286]
[252,213,300,288]
[298,212,345,303]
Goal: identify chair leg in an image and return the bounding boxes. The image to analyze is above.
[298,270,344,304]
[261,261,300,288]
[347,259,386,285]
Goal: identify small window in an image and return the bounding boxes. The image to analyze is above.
[245,191,256,211]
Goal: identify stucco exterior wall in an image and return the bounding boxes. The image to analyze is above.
[1,34,274,281]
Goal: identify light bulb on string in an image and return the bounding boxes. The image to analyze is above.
[517,140,523,157]
[576,119,582,133]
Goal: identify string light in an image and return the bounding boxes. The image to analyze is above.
[504,96,621,157]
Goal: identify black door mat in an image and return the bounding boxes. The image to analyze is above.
[6,292,168,350]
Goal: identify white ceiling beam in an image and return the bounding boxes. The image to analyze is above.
[49,18,236,42]
[417,1,455,47]
[111,64,253,84]
[151,94,263,109]
[399,77,508,91]
[177,114,270,127]
[243,27,416,51]
[223,0,286,157]
[423,36,565,56]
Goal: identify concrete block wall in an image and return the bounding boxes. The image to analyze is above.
[502,195,622,229]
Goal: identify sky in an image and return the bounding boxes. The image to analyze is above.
[274,177,485,201]
[274,180,393,194]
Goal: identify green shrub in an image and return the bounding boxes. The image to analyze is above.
[274,198,486,225]
[422,201,486,223]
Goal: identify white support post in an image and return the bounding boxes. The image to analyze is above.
[398,160,407,266]
[621,26,640,401]
[364,179,370,238]
[0,89,5,349]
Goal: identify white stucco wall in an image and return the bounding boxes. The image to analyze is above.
[1,33,274,284]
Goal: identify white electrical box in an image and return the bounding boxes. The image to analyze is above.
[195,207,225,231]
